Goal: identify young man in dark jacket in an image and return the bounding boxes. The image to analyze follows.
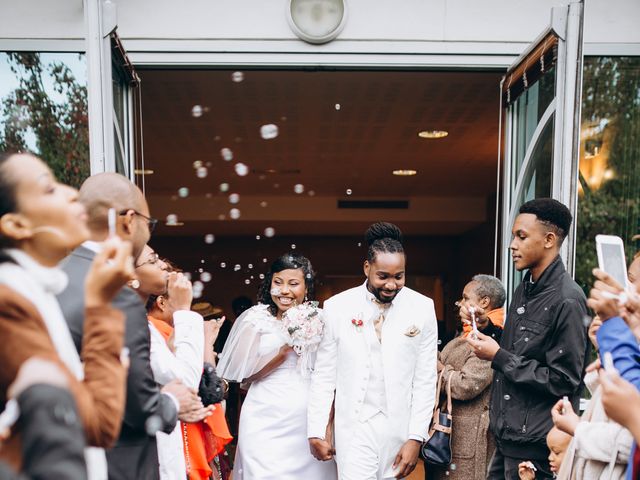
[465,198,588,479]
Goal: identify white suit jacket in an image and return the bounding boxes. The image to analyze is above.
[308,283,438,457]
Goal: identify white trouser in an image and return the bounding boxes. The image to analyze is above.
[338,412,398,480]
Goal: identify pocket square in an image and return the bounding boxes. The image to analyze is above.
[404,326,421,337]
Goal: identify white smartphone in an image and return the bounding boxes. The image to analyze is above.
[595,234,629,289]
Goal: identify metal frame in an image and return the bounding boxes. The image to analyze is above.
[499,0,584,292]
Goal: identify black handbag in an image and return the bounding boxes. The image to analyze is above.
[421,370,453,466]
[198,362,226,406]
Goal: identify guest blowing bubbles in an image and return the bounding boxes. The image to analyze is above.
[0,152,133,474]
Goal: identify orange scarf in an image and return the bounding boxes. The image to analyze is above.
[462,307,505,337]
[148,316,233,480]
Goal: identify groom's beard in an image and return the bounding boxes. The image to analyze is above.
[367,282,401,303]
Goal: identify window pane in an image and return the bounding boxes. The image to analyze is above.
[575,57,640,293]
[0,52,89,188]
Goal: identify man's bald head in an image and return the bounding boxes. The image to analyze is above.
[79,173,147,233]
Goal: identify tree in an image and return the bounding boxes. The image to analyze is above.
[0,52,90,189]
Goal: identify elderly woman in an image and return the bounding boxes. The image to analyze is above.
[429,274,505,480]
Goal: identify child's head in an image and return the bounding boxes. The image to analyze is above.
[547,426,572,474]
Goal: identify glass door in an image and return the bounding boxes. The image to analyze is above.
[497,0,584,296]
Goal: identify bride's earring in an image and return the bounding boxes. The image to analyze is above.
[129,279,140,289]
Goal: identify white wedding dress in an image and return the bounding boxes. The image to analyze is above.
[217,304,337,480]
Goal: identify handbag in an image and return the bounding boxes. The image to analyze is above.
[198,362,226,406]
[421,369,453,466]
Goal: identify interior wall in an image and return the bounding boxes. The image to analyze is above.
[150,224,495,338]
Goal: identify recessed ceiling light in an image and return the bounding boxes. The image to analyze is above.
[418,130,448,139]
[393,169,417,176]
[134,169,154,175]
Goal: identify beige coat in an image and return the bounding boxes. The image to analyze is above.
[557,371,632,480]
[429,336,495,480]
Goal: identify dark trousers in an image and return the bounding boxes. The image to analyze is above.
[487,445,553,480]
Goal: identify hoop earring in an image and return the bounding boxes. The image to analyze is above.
[304,294,308,302]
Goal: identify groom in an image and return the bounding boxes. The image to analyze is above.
[308,222,438,479]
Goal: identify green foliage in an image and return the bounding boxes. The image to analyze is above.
[575,57,640,294]
[0,52,89,189]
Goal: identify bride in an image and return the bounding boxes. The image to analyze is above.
[217,253,337,480]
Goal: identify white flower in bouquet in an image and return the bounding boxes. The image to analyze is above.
[281,301,324,376]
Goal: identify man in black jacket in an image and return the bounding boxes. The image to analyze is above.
[466,198,588,479]
[57,173,201,480]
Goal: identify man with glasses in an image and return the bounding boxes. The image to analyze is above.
[58,173,201,480]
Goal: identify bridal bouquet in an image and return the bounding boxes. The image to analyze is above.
[281,301,324,377]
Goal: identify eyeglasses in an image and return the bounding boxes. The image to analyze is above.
[136,252,160,269]
[119,209,158,234]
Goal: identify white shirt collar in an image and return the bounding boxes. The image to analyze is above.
[5,248,68,295]
[82,240,103,254]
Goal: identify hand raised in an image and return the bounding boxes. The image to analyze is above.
[466,330,500,361]
[166,272,193,312]
[85,237,134,308]
[551,398,579,435]
[204,316,225,347]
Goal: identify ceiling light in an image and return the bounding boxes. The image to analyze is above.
[418,130,448,139]
[165,222,185,227]
[134,169,154,175]
[393,169,417,176]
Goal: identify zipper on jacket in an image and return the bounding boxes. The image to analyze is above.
[522,409,529,433]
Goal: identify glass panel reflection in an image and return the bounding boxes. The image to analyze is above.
[0,52,89,188]
[575,57,640,293]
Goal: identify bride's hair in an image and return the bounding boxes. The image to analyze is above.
[257,252,315,315]
[365,222,405,263]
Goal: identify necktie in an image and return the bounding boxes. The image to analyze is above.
[372,299,391,342]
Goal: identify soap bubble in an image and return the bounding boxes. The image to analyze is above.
[248,264,254,269]
[193,281,204,291]
[229,208,241,219]
[196,167,208,178]
[255,235,261,240]
[335,103,341,110]
[220,262,226,268]
[184,272,192,281]
[198,268,203,273]
[231,71,244,83]
[294,184,305,194]
[260,124,279,140]
[166,214,178,225]
[228,193,240,204]
[270,287,282,296]
[219,183,230,192]
[262,258,268,263]
[357,242,362,247]
[308,190,316,196]
[259,274,265,279]
[245,279,251,285]
[200,272,212,283]
[192,160,203,169]
[234,264,241,272]
[178,187,189,198]
[450,464,457,471]
[200,259,205,264]
[221,148,234,162]
[235,163,249,176]
[264,227,275,238]
[504,394,511,401]
[193,289,203,299]
[291,244,296,250]
[346,188,352,195]
[260,201,268,208]
[191,105,203,117]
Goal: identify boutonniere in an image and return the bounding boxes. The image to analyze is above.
[404,325,421,337]
[351,313,364,331]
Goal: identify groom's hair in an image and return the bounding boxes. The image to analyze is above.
[257,252,316,316]
[365,222,405,263]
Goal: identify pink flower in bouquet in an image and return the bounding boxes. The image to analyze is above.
[281,301,324,356]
